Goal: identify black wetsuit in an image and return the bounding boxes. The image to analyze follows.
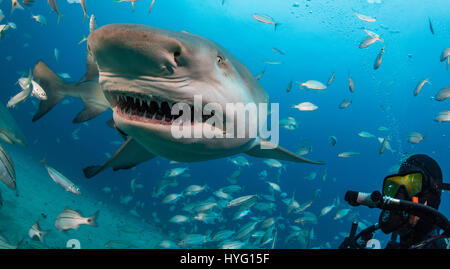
[386,227,450,249]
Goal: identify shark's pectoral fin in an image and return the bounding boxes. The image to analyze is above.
[106,118,128,140]
[246,140,325,165]
[83,137,155,178]
[73,103,108,123]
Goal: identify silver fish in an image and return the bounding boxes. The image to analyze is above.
[42,159,81,195]
[47,0,62,23]
[348,76,355,93]
[374,45,385,70]
[55,207,99,231]
[435,87,450,101]
[80,0,87,22]
[327,72,335,86]
[413,78,430,96]
[379,136,390,155]
[89,14,96,33]
[0,234,21,249]
[435,110,450,122]
[227,194,258,207]
[0,145,15,190]
[28,221,49,243]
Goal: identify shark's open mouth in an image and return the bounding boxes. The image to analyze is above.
[107,91,216,125]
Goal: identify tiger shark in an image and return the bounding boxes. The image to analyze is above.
[32,24,324,178]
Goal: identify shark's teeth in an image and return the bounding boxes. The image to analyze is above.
[108,91,218,125]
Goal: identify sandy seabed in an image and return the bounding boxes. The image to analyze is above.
[0,145,166,249]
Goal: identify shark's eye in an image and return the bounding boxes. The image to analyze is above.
[216,56,224,65]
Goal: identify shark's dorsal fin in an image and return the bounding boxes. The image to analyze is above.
[246,139,325,165]
[83,137,155,178]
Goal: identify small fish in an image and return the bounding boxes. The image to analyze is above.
[47,0,62,23]
[377,126,390,132]
[130,178,143,193]
[286,80,293,93]
[184,184,208,196]
[379,136,390,155]
[348,76,355,93]
[334,208,351,220]
[327,72,335,86]
[294,212,318,225]
[304,172,317,181]
[0,24,10,40]
[115,0,141,12]
[252,14,279,31]
[293,102,318,111]
[58,73,71,79]
[435,87,450,101]
[80,0,87,22]
[338,152,360,158]
[358,131,375,138]
[11,0,24,14]
[435,110,450,122]
[54,207,98,231]
[0,145,15,190]
[220,240,246,249]
[164,167,188,177]
[255,66,266,80]
[319,203,335,217]
[408,132,424,144]
[338,99,352,109]
[28,221,49,243]
[227,194,258,207]
[54,48,59,61]
[235,221,259,240]
[267,181,281,192]
[169,215,189,224]
[280,117,297,130]
[221,185,243,194]
[329,136,337,146]
[440,48,450,64]
[78,35,88,44]
[41,159,81,195]
[272,47,284,55]
[149,0,155,13]
[428,17,434,35]
[0,234,21,249]
[353,10,376,22]
[105,240,135,249]
[229,156,250,167]
[299,80,327,90]
[359,36,381,49]
[89,14,96,33]
[162,193,183,204]
[31,14,47,26]
[263,159,283,168]
[374,45,385,70]
[263,61,282,65]
[414,78,431,96]
[211,230,235,242]
[178,234,209,247]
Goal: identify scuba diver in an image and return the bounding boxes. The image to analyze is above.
[340,154,450,249]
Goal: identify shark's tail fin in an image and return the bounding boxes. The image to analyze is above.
[32,61,68,122]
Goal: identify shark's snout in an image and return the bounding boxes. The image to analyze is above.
[88,24,183,77]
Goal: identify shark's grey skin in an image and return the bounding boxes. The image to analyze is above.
[32,24,324,178]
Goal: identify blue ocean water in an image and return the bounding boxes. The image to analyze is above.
[0,0,448,249]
